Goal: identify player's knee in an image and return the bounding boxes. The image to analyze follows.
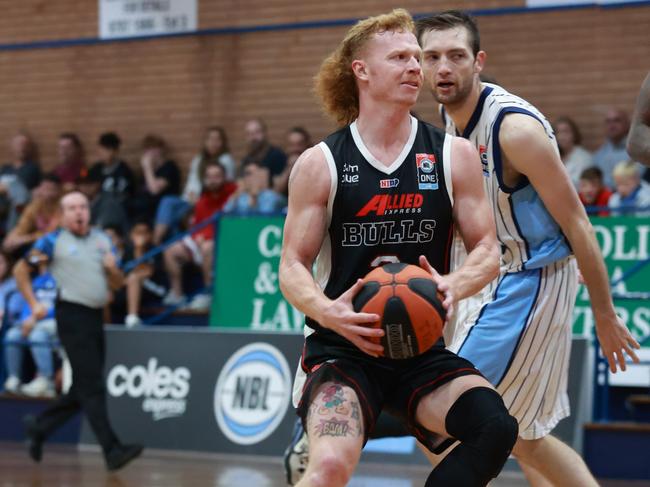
[307,452,353,487]
[446,387,518,477]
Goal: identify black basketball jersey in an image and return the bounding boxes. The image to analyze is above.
[306,116,455,334]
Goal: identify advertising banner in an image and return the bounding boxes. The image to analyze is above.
[210,216,304,332]
[80,327,303,455]
[573,216,650,349]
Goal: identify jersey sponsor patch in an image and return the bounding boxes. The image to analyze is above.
[356,193,424,217]
[415,153,439,190]
[379,178,399,189]
[478,145,489,177]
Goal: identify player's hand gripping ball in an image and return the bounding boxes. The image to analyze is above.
[353,263,446,359]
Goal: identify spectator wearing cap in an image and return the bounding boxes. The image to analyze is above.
[53,133,86,191]
[77,167,129,236]
[132,135,180,222]
[609,160,650,216]
[578,167,612,216]
[3,174,61,257]
[90,132,135,209]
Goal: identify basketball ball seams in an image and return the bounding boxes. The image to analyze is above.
[407,278,447,320]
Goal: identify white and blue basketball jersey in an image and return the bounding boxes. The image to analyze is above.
[444,83,571,273]
[444,84,579,440]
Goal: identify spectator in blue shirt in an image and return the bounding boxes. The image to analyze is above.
[609,160,650,216]
[3,270,58,397]
[224,160,286,215]
[593,108,630,188]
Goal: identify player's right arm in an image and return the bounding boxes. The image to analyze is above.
[627,72,650,165]
[279,146,383,357]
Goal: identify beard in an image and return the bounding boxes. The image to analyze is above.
[431,76,473,108]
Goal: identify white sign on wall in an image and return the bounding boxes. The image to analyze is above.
[99,0,197,39]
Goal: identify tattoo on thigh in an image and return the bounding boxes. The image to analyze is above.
[315,417,350,437]
[318,384,350,415]
[351,401,362,437]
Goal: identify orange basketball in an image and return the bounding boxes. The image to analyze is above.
[352,262,446,359]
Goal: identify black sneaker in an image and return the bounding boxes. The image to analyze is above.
[105,444,144,471]
[23,415,44,463]
[283,419,309,485]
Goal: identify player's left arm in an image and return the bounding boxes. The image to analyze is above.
[627,72,650,165]
[500,113,640,373]
[420,137,500,314]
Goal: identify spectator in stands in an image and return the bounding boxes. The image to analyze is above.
[163,162,237,309]
[77,166,129,236]
[578,167,612,216]
[1,132,41,190]
[90,132,135,208]
[0,166,30,235]
[132,135,180,222]
[53,133,86,191]
[123,220,167,327]
[224,160,286,215]
[609,160,650,216]
[593,109,630,189]
[0,252,17,326]
[153,126,235,244]
[3,268,58,398]
[554,116,592,188]
[3,174,61,257]
[240,118,286,181]
[274,126,312,196]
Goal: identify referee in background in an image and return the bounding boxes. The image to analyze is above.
[14,191,143,471]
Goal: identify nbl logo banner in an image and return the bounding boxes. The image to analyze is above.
[415,154,439,190]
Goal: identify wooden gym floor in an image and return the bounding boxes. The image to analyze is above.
[0,442,646,487]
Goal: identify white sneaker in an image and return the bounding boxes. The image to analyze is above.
[4,376,21,394]
[162,291,185,306]
[125,314,142,328]
[187,293,211,311]
[21,377,55,398]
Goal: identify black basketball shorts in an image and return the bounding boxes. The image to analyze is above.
[296,331,482,452]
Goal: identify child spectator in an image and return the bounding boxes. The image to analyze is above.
[578,167,612,216]
[163,162,237,309]
[90,132,135,208]
[609,160,650,216]
[3,269,58,397]
[123,221,167,327]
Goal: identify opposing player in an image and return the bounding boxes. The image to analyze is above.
[627,71,650,165]
[280,9,517,487]
[417,10,640,485]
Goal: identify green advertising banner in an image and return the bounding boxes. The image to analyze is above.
[210,216,303,332]
[211,215,650,348]
[573,216,650,348]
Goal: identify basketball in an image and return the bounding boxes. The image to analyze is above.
[352,262,446,360]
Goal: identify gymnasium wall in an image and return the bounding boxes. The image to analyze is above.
[0,1,648,173]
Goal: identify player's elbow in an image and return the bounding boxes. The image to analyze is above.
[627,131,650,166]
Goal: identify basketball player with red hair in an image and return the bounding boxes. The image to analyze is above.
[279,9,516,487]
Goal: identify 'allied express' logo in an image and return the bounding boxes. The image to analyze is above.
[356,193,424,217]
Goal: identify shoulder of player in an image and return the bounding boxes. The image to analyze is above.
[498,112,548,149]
[287,146,331,200]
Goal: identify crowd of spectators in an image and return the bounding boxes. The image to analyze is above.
[0,120,304,397]
[554,108,650,215]
[1,106,647,399]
